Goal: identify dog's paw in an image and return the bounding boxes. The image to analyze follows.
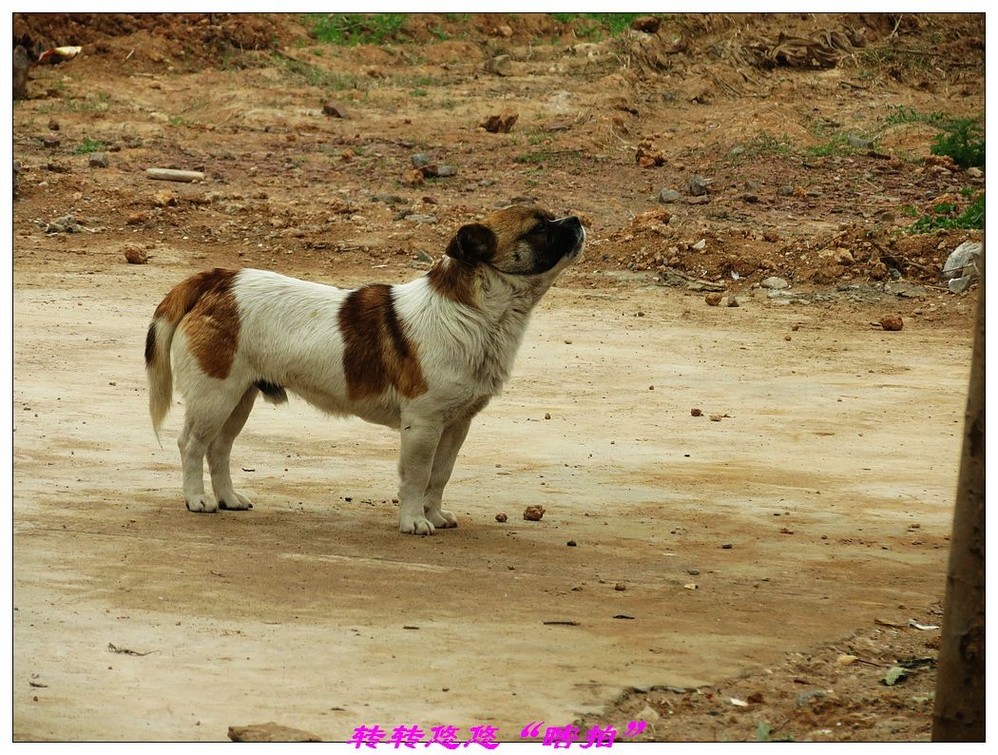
[185,495,218,513]
[426,509,457,529]
[218,493,253,511]
[399,514,435,536]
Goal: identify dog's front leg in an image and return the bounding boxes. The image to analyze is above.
[422,415,473,529]
[397,421,444,535]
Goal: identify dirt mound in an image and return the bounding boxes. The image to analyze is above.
[13,13,305,68]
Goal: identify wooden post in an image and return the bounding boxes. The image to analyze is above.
[931,255,985,742]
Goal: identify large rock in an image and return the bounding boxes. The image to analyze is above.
[942,241,982,293]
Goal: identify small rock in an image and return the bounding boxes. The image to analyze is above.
[879,314,904,332]
[435,164,458,178]
[635,137,665,168]
[690,408,703,417]
[88,152,109,168]
[41,135,61,148]
[761,276,789,290]
[523,505,545,522]
[688,174,709,196]
[567,540,577,547]
[495,513,508,523]
[48,118,60,131]
[484,54,513,76]
[967,167,983,179]
[321,101,347,118]
[948,275,974,294]
[658,188,682,203]
[123,246,148,264]
[726,296,740,308]
[126,212,148,225]
[403,168,425,187]
[403,213,437,224]
[836,654,859,666]
[846,134,873,149]
[480,111,519,134]
[637,704,661,723]
[632,208,671,229]
[691,238,707,251]
[614,583,626,591]
[228,723,322,743]
[153,190,177,208]
[41,214,81,233]
[704,293,723,307]
[686,195,709,205]
[778,185,795,197]
[371,194,405,206]
[410,153,432,168]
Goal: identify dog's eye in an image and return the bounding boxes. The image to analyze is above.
[529,220,548,235]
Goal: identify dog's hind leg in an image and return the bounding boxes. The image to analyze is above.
[206,386,258,511]
[421,415,473,529]
[178,387,246,513]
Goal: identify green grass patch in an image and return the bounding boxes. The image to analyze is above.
[74,137,108,154]
[910,193,984,232]
[740,131,793,157]
[272,53,360,90]
[305,14,407,46]
[514,152,552,165]
[805,134,856,157]
[551,13,649,40]
[860,46,932,74]
[931,116,984,169]
[882,107,984,169]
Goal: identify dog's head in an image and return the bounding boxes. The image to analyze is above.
[444,204,586,278]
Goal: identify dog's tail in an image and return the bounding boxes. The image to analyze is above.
[145,269,237,441]
[145,316,176,443]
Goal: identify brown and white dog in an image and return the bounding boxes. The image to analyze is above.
[145,204,585,534]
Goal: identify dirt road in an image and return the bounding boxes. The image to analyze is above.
[12,259,969,741]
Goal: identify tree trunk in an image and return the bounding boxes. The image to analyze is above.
[931,266,985,742]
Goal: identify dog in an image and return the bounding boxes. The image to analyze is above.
[145,204,585,534]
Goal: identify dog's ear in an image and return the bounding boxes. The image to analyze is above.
[446,223,497,263]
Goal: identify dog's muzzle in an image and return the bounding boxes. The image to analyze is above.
[557,216,586,260]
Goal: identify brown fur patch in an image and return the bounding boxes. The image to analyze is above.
[339,284,428,401]
[481,205,554,259]
[153,268,240,379]
[427,257,478,307]
[153,268,236,324]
